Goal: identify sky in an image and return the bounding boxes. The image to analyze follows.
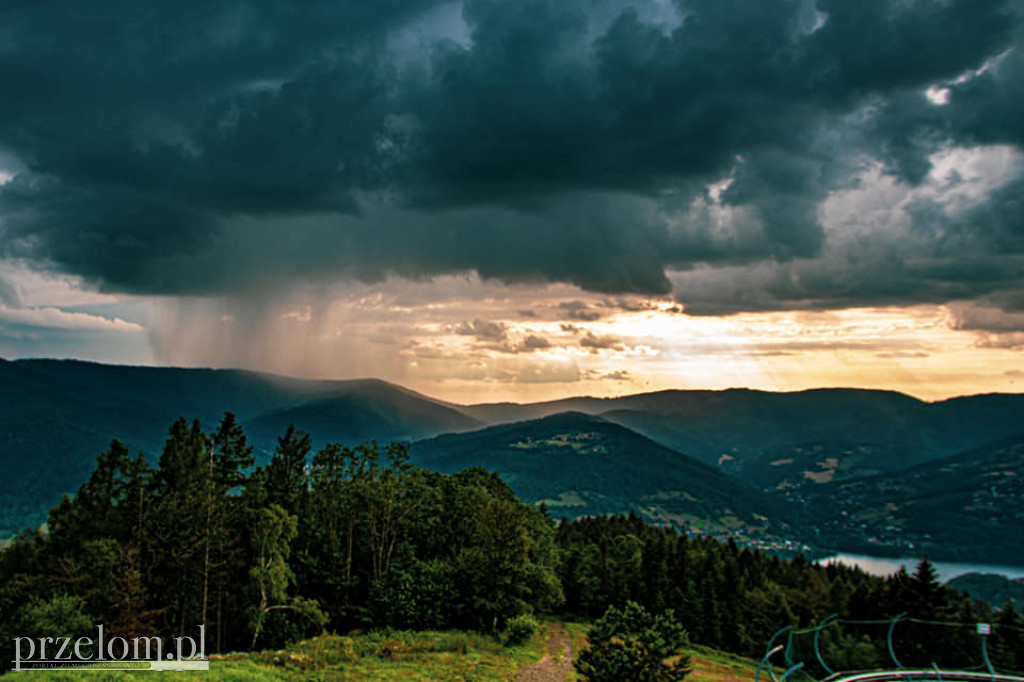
[1,0,1023,404]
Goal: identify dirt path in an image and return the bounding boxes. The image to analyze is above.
[513,622,574,682]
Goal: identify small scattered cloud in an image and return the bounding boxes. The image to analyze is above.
[972,332,1024,350]
[580,331,625,352]
[0,304,145,332]
[875,351,930,358]
[521,334,552,352]
[453,318,509,340]
[600,298,658,313]
[559,301,604,322]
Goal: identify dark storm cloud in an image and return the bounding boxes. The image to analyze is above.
[673,251,1024,318]
[1,0,1023,319]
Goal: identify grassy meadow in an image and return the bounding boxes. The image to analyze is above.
[8,621,768,681]
[11,628,547,681]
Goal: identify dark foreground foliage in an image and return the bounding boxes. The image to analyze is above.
[2,415,1023,676]
[0,415,560,671]
[557,515,1024,672]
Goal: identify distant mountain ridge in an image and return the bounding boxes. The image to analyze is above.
[0,359,479,534]
[469,387,1024,490]
[2,358,1022,562]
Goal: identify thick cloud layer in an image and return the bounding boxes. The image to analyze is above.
[1,0,1023,327]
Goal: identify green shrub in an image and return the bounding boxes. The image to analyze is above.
[504,614,540,646]
[575,601,691,682]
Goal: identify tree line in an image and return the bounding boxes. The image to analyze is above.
[557,513,1024,672]
[1,415,1022,674]
[0,414,561,670]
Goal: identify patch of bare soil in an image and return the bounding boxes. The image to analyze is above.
[513,622,574,682]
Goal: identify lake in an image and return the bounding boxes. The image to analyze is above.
[816,552,1024,583]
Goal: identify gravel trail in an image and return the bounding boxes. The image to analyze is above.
[513,622,574,682]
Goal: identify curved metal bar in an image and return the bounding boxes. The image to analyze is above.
[757,645,786,682]
[815,614,840,676]
[826,671,1024,682]
[781,662,806,682]
[981,633,995,682]
[764,626,793,682]
[888,613,908,670]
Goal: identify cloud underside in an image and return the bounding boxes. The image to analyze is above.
[1,0,1023,332]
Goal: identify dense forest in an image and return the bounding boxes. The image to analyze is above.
[1,415,1022,675]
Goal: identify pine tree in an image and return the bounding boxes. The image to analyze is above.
[147,418,211,639]
[211,412,254,491]
[263,425,311,515]
[206,412,253,650]
[48,439,151,549]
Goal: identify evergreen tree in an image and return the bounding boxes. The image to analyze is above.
[992,601,1024,673]
[263,425,311,515]
[206,412,253,651]
[147,418,211,639]
[211,411,254,490]
[48,440,152,549]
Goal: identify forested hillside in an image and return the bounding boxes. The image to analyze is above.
[0,359,478,535]
[2,417,1023,675]
[804,433,1024,563]
[3,360,1024,563]
[411,411,793,536]
[465,388,1024,488]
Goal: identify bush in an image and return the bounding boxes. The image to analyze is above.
[575,601,691,682]
[504,614,541,646]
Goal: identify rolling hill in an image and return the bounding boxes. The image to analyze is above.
[3,358,1023,561]
[0,359,479,535]
[805,432,1024,563]
[410,411,795,538]
[242,381,479,449]
[468,388,1024,492]
[945,572,1024,608]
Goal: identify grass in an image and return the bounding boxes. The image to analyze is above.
[685,643,768,682]
[563,622,589,682]
[536,491,587,508]
[12,628,548,681]
[561,622,765,682]
[12,621,769,682]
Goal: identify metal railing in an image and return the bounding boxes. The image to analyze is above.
[755,616,1024,682]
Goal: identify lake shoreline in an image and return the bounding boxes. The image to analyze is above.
[815,552,1024,583]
